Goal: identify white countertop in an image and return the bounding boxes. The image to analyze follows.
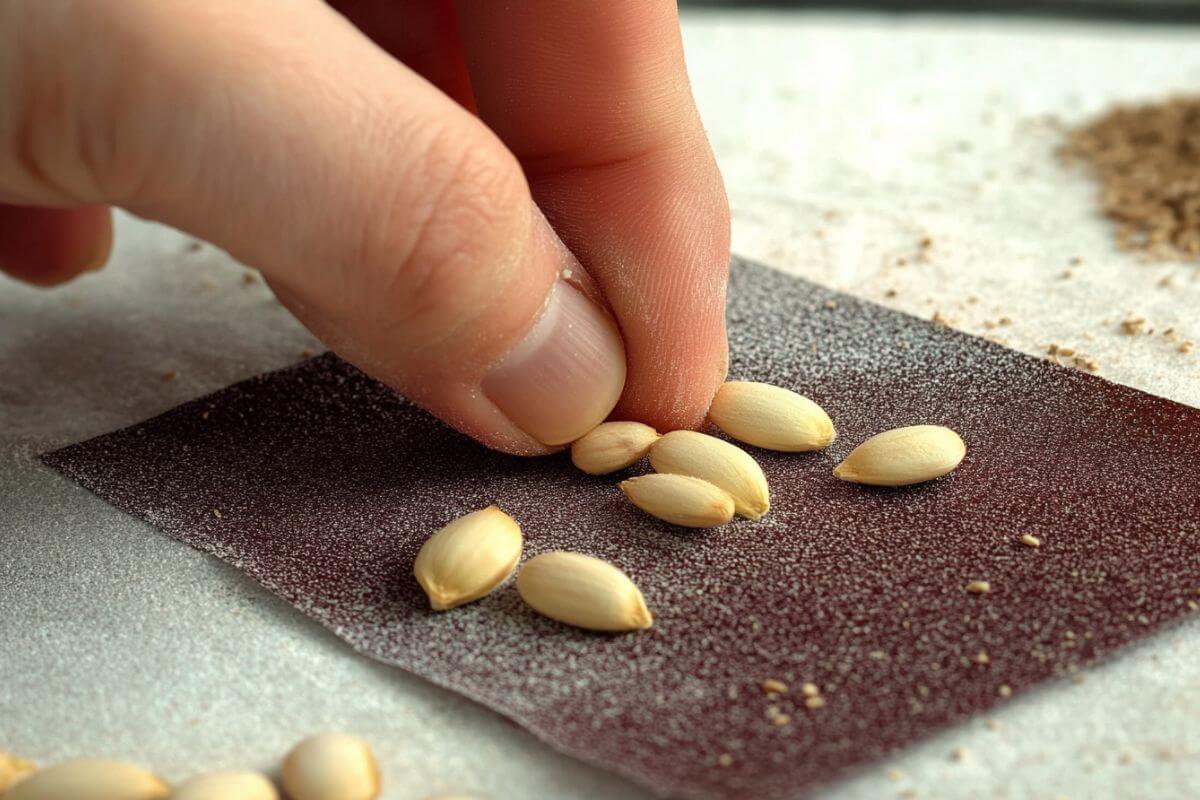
[3,10,1198,799]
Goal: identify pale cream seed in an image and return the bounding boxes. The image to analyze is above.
[6,760,168,800]
[281,733,380,800]
[517,552,652,632]
[707,381,837,452]
[966,580,991,594]
[172,771,278,800]
[571,422,660,475]
[619,474,735,528]
[834,425,966,487]
[413,506,522,611]
[649,430,770,519]
[761,678,789,694]
[1020,533,1042,548]
[0,753,36,794]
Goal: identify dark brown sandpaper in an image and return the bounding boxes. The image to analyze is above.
[44,257,1200,799]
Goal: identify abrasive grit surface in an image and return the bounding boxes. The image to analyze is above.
[43,257,1200,800]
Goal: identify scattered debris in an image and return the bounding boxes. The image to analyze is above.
[161,369,177,381]
[1121,317,1147,335]
[950,747,969,762]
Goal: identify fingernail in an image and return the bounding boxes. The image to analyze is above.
[482,279,626,446]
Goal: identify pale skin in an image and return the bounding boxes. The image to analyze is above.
[0,0,731,454]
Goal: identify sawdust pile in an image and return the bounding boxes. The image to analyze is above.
[1061,95,1200,261]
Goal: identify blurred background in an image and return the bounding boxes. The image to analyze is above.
[681,0,1200,22]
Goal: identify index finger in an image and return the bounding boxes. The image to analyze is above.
[454,0,731,432]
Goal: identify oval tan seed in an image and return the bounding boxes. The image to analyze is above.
[708,381,836,452]
[0,752,35,793]
[649,430,770,519]
[281,733,379,800]
[571,422,660,475]
[833,425,966,486]
[172,771,278,800]
[6,759,168,800]
[517,552,652,632]
[620,474,735,528]
[414,506,522,610]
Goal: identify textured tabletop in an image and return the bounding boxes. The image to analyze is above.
[3,10,1198,800]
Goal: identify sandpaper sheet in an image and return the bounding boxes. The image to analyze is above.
[43,257,1200,799]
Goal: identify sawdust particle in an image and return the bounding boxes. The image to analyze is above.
[1121,317,1146,335]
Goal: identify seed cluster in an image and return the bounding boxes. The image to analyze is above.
[413,383,968,633]
[0,734,426,800]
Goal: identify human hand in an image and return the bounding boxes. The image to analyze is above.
[0,0,730,455]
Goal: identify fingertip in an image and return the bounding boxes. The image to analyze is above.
[0,205,113,286]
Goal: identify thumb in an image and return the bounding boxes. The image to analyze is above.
[0,0,626,454]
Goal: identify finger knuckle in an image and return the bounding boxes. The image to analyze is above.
[385,132,530,338]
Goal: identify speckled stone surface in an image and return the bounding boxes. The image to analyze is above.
[42,259,1200,799]
[5,11,1200,800]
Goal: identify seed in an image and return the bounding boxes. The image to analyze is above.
[801,682,820,697]
[966,580,991,594]
[620,474,734,528]
[1020,533,1042,548]
[804,695,826,709]
[717,754,734,768]
[172,771,278,800]
[0,753,35,792]
[998,684,1013,697]
[833,425,966,486]
[281,733,380,800]
[707,381,836,452]
[517,552,652,632]
[571,422,660,475]
[771,713,791,727]
[414,506,522,611]
[649,431,770,519]
[761,679,789,694]
[5,759,168,800]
